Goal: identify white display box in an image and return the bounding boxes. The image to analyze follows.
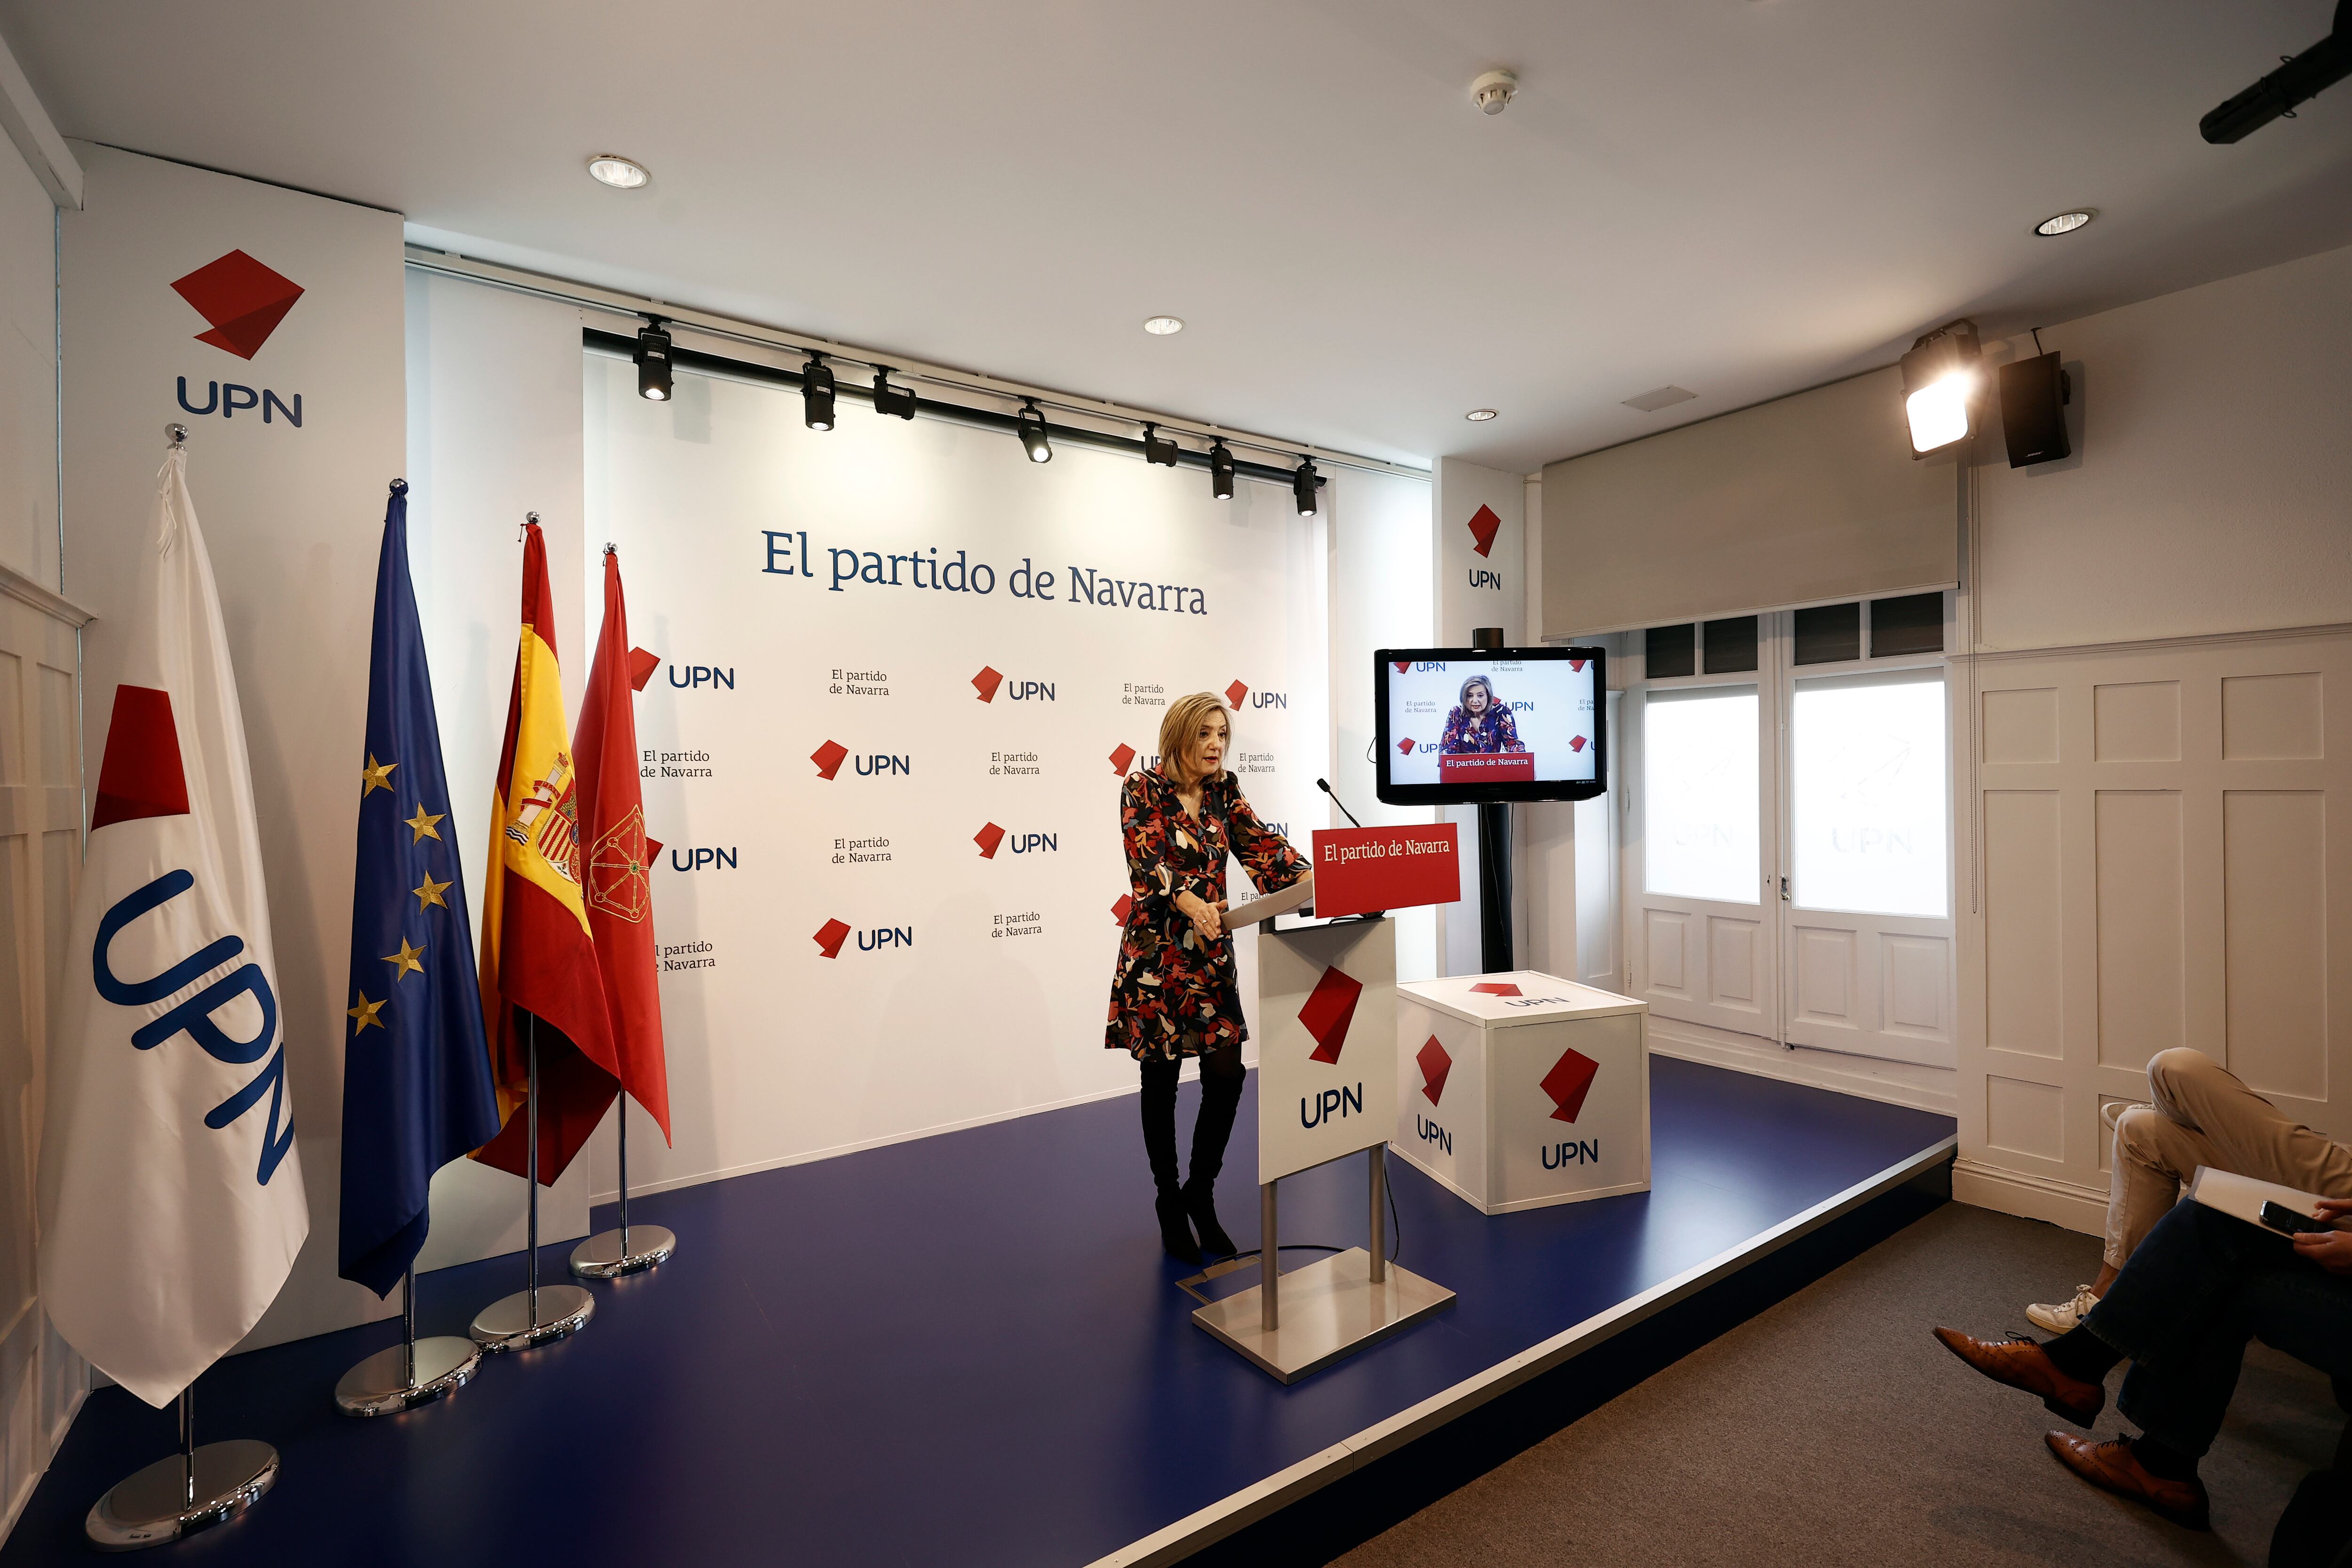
[1392,971,1650,1214]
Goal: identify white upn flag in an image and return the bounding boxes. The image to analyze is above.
[37,447,308,1407]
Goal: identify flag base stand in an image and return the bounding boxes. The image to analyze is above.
[469,1016,596,1353]
[337,1267,481,1415]
[469,1284,594,1352]
[570,1224,675,1279]
[86,1390,275,1552]
[570,1098,675,1279]
[334,1337,479,1415]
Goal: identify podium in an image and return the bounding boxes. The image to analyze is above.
[1192,910,1456,1383]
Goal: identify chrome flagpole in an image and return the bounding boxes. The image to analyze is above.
[332,1265,482,1416]
[85,1383,279,1550]
[570,1091,676,1280]
[471,1011,594,1351]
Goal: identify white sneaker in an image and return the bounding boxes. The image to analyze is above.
[2102,1099,2150,1133]
[2026,1284,2101,1334]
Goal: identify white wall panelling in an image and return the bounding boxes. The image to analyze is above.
[1954,628,2352,1229]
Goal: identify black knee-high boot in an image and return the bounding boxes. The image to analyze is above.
[1184,1051,1244,1256]
[1140,1058,1201,1265]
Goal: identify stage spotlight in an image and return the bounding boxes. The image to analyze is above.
[1018,400,1052,463]
[635,320,673,402]
[1143,423,1179,467]
[873,366,916,420]
[1292,457,1320,516]
[1898,322,1981,454]
[802,354,836,431]
[1209,440,1235,500]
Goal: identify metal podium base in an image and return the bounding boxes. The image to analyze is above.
[334,1335,481,1416]
[1192,1247,1454,1383]
[469,1284,595,1352]
[569,1224,675,1279]
[86,1440,278,1552]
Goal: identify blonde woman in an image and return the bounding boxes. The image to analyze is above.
[1107,692,1310,1264]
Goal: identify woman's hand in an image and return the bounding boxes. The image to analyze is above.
[1174,891,1224,942]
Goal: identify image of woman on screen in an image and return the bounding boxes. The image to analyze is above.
[1438,675,1526,755]
[1106,692,1310,1267]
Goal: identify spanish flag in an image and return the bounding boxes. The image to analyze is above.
[472,520,619,1181]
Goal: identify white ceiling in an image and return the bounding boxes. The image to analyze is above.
[5,0,2348,470]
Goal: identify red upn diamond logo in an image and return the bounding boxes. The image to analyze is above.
[1417,1036,1452,1106]
[974,821,1006,858]
[813,918,851,959]
[170,250,304,360]
[1392,661,1411,674]
[1112,893,1133,924]
[1109,742,1136,776]
[1569,735,1588,753]
[810,739,849,780]
[1541,1047,1599,1124]
[1470,981,1522,997]
[628,647,661,692]
[1397,736,1414,755]
[1569,658,1587,673]
[972,665,1003,702]
[1298,966,1363,1065]
[1466,503,1502,558]
[1225,680,1248,709]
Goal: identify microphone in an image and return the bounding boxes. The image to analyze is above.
[1316,777,1364,830]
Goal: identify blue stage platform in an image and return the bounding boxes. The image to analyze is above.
[1,1058,1953,1567]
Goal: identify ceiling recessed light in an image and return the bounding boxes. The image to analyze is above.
[2034,209,2094,237]
[1143,315,1184,335]
[588,155,650,190]
[1465,408,1498,422]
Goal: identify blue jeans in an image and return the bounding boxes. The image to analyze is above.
[2083,1199,2352,1457]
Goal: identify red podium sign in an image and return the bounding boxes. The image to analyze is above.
[1439,753,1534,784]
[1311,825,1461,919]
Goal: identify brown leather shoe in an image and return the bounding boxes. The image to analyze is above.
[1931,1327,2106,1425]
[2044,1432,2211,1530]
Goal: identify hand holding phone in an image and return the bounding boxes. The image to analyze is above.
[2261,1200,2332,1235]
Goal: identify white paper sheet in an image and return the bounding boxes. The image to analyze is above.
[1220,876,1315,930]
[2188,1165,2329,1231]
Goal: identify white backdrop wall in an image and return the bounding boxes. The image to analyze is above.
[61,145,406,1353]
[584,350,1333,1192]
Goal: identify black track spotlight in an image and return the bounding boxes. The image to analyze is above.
[634,319,673,402]
[873,366,916,420]
[1209,439,1235,500]
[1292,457,1320,516]
[1018,399,1052,463]
[802,353,836,431]
[1142,423,1179,467]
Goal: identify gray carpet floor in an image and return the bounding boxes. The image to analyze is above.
[1337,1202,2339,1568]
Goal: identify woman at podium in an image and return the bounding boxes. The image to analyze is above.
[1107,692,1310,1266]
[1438,674,1526,755]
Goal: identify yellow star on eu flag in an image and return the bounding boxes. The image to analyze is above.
[348,991,386,1031]
[361,753,397,797]
[413,871,452,911]
[383,937,426,981]
[405,804,446,844]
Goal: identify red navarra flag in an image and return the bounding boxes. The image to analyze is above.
[472,521,620,1181]
[574,549,670,1142]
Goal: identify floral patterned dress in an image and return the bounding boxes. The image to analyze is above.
[1105,767,1310,1060]
[1438,703,1525,754]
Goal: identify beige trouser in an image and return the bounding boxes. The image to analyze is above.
[2106,1047,2352,1268]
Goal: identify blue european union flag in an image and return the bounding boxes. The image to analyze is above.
[337,480,503,1297]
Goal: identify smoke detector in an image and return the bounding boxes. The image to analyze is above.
[1470,69,1518,115]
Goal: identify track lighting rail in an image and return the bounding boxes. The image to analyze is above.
[405,245,1419,481]
[584,329,1322,489]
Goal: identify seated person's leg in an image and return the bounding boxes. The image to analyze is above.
[2148,1047,2352,1204]
[2028,1093,2217,1330]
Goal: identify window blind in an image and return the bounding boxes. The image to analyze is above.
[1541,366,1960,637]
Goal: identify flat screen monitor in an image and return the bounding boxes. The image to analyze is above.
[1374,647,1607,804]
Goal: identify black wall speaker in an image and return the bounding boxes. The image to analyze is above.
[1999,351,2072,468]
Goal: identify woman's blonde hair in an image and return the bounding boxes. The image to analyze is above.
[1159,692,1232,783]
